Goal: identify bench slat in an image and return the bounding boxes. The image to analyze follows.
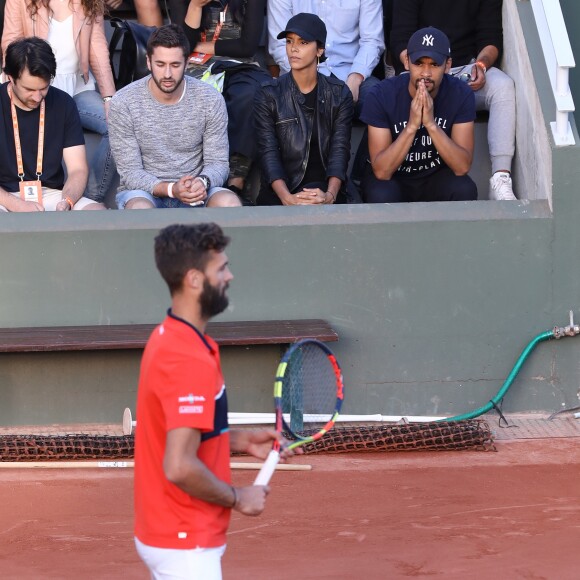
[0,319,338,353]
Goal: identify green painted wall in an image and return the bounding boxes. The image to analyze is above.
[2,200,576,425]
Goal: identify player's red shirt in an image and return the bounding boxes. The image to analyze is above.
[134,311,231,549]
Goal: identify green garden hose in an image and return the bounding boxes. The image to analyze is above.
[441,329,556,422]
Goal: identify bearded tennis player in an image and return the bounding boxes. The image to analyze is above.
[134,222,293,579]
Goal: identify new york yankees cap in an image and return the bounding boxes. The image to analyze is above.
[407,27,451,66]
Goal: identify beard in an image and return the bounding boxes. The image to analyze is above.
[11,85,43,110]
[150,68,185,94]
[200,278,229,319]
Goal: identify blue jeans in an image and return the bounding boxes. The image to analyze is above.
[74,91,117,203]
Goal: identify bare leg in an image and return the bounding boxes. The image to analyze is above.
[82,202,107,210]
[125,198,156,209]
[206,190,242,208]
[134,0,163,26]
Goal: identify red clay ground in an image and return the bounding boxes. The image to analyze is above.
[1,439,579,579]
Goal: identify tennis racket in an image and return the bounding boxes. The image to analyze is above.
[254,339,344,485]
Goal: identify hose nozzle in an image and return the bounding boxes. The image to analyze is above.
[553,310,580,338]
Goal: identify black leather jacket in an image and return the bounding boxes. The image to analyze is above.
[254,72,354,198]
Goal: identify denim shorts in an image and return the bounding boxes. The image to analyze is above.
[116,186,225,209]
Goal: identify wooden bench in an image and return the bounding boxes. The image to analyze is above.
[0,319,338,353]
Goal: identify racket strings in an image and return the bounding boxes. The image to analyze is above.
[281,343,339,436]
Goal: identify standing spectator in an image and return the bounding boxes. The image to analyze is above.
[109,24,241,209]
[0,38,104,211]
[390,0,517,200]
[361,27,477,203]
[255,13,353,205]
[2,0,118,204]
[134,222,295,578]
[267,0,384,117]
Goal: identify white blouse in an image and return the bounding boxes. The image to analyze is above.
[48,15,96,95]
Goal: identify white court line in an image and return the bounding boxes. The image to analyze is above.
[0,520,39,536]
[227,523,272,536]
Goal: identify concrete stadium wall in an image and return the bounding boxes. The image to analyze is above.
[0,200,576,425]
[504,0,553,205]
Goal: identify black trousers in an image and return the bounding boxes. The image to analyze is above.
[362,164,478,203]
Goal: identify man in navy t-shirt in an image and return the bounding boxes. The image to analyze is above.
[0,38,103,211]
[360,27,477,203]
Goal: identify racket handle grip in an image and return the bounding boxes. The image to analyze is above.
[253,449,280,486]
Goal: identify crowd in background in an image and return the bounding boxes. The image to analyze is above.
[0,0,518,211]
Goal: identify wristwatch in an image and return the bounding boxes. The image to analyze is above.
[102,96,113,103]
[197,175,211,190]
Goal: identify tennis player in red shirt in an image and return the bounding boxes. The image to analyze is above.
[134,222,293,579]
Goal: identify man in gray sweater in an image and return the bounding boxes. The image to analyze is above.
[109,24,241,209]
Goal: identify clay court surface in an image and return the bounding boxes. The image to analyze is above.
[1,430,580,580]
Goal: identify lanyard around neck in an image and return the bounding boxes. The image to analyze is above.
[201,4,229,43]
[8,84,45,181]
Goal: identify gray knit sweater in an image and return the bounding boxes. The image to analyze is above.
[109,76,229,193]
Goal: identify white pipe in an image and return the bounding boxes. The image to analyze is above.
[123,408,446,435]
[227,412,446,424]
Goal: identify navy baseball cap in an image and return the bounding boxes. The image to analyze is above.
[407,27,451,65]
[277,13,327,46]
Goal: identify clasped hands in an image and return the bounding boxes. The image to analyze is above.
[409,79,437,132]
[287,188,332,205]
[172,175,208,206]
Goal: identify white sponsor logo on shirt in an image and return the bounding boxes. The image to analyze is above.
[178,394,206,404]
[179,405,204,414]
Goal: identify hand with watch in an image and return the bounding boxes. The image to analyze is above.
[102,95,113,119]
[188,174,211,207]
[166,174,211,206]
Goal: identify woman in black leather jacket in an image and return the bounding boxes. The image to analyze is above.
[254,13,354,205]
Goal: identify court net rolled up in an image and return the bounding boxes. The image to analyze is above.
[298,420,495,453]
[0,419,493,461]
[0,435,134,461]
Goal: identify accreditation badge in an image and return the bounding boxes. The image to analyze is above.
[19,180,43,203]
[189,52,213,65]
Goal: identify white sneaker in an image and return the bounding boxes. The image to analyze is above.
[489,171,516,200]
